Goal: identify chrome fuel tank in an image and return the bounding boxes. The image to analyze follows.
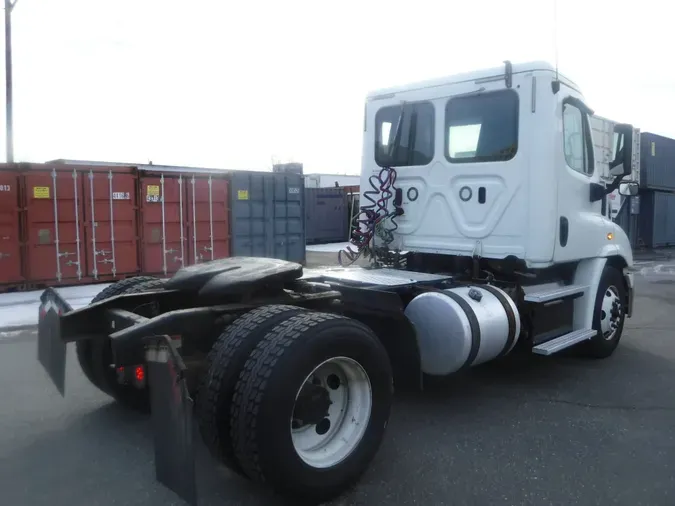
[404,285,520,376]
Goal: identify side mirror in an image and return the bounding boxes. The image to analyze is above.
[619,182,639,196]
[609,123,634,178]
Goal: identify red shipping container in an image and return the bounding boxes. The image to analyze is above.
[82,167,139,280]
[21,164,140,286]
[139,170,231,276]
[0,168,23,285]
[139,173,186,276]
[186,174,230,265]
[22,166,87,283]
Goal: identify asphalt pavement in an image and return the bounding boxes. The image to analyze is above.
[1,265,675,506]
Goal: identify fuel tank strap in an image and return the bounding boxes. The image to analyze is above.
[480,285,518,358]
[442,291,481,369]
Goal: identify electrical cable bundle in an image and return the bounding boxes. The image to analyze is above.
[338,167,401,267]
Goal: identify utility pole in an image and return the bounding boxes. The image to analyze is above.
[4,0,18,163]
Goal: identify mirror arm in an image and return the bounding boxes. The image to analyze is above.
[605,175,624,195]
[590,175,627,203]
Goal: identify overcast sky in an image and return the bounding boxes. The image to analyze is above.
[6,0,674,174]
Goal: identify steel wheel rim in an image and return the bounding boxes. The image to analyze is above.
[600,285,622,340]
[290,356,372,469]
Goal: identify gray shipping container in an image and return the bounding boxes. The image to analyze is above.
[638,190,675,248]
[305,188,349,244]
[230,171,306,263]
[640,132,675,191]
[613,197,638,249]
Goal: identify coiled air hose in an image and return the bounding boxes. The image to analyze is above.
[338,167,402,266]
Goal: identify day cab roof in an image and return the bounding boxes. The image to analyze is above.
[366,60,580,100]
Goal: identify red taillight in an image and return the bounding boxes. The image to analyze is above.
[135,366,145,382]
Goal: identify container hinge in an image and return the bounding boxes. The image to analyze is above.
[0,252,9,259]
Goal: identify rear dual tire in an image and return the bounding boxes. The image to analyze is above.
[197,304,309,475]
[197,308,393,505]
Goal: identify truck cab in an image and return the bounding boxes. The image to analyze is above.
[354,60,637,358]
[361,61,636,269]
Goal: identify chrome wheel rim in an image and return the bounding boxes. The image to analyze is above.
[600,285,622,340]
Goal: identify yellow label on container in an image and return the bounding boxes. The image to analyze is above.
[147,185,160,196]
[33,186,50,199]
[238,190,249,200]
[652,142,656,156]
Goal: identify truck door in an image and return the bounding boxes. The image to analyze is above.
[554,96,611,262]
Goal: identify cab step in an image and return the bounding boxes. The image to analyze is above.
[524,284,586,303]
[532,328,597,355]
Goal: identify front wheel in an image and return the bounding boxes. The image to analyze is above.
[581,266,627,358]
[230,312,393,504]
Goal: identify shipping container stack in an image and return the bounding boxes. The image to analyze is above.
[635,132,675,249]
[0,162,306,292]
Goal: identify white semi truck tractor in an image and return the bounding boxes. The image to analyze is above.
[37,60,638,505]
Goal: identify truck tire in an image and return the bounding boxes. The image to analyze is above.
[581,266,627,358]
[230,312,393,504]
[76,277,160,388]
[197,304,307,475]
[81,277,166,411]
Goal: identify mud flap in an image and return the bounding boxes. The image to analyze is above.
[37,288,73,396]
[144,335,198,506]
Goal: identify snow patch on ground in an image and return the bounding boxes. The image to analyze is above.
[306,242,351,253]
[0,283,112,330]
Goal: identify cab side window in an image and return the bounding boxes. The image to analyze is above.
[563,102,593,175]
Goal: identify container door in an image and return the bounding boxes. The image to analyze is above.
[23,169,86,283]
[230,172,305,263]
[273,174,305,262]
[83,169,139,279]
[186,175,230,265]
[304,188,317,244]
[0,171,22,284]
[140,175,186,276]
[231,173,267,257]
[317,189,347,243]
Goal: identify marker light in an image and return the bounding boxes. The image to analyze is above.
[607,232,614,240]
